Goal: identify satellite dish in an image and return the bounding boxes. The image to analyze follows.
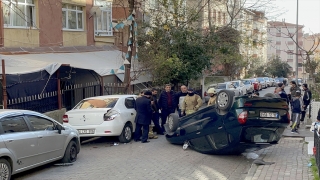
[89,6,102,18]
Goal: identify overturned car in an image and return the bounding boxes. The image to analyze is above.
[164,90,290,155]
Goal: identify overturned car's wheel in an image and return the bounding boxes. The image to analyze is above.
[167,113,179,132]
[216,90,235,111]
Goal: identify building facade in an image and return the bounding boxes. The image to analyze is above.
[267,21,304,77]
[1,0,117,48]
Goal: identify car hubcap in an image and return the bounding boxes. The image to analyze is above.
[168,116,173,130]
[218,92,228,107]
[0,163,9,180]
[70,146,77,161]
[124,126,132,140]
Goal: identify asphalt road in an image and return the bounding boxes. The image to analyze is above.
[13,86,281,180]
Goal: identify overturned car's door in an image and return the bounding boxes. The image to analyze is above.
[187,109,231,154]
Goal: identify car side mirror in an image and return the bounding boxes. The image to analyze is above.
[56,124,65,134]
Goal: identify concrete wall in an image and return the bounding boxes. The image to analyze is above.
[4,29,39,47]
[44,108,66,124]
[63,31,88,46]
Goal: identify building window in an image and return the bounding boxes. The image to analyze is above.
[287,53,293,59]
[3,0,35,27]
[276,45,281,50]
[62,4,84,30]
[213,10,216,22]
[94,1,112,36]
[288,45,294,50]
[218,11,221,24]
[223,13,226,25]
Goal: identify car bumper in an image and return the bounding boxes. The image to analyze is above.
[64,122,125,137]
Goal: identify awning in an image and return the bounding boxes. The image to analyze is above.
[0,50,126,76]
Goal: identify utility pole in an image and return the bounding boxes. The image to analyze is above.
[295,0,299,84]
[124,0,135,93]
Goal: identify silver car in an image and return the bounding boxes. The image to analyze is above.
[216,82,242,96]
[0,110,80,180]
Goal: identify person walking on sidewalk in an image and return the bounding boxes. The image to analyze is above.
[289,81,300,105]
[158,84,177,133]
[291,90,304,134]
[278,83,289,104]
[181,88,203,116]
[176,85,188,117]
[300,83,312,123]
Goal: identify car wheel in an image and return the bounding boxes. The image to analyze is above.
[216,90,234,111]
[118,123,133,143]
[264,93,277,98]
[61,141,78,163]
[0,159,11,180]
[167,113,179,132]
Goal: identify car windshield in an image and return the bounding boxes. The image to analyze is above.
[242,80,251,85]
[232,82,239,87]
[217,84,226,89]
[74,98,118,109]
[257,78,264,81]
[250,79,256,82]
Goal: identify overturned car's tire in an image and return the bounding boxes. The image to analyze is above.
[166,113,180,132]
[216,90,235,111]
[264,93,279,98]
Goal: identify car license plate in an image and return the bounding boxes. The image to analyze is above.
[260,111,278,118]
[78,129,95,134]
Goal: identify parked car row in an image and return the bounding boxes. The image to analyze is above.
[205,77,280,102]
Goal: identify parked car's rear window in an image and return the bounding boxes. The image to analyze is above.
[74,98,119,109]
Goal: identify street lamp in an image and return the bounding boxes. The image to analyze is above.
[295,0,299,84]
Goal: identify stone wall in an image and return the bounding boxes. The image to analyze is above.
[45,108,66,124]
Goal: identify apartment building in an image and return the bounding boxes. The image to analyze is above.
[267,21,304,77]
[238,10,268,66]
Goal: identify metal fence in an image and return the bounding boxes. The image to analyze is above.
[7,91,58,113]
[62,82,101,111]
[104,83,126,95]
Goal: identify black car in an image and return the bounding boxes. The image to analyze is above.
[164,90,290,155]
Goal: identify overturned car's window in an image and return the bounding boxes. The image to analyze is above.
[74,98,119,109]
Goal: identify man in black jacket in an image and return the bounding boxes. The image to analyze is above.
[150,88,163,135]
[278,83,289,104]
[134,90,153,143]
[301,83,312,123]
[158,84,177,133]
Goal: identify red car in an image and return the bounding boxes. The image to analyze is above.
[249,78,262,91]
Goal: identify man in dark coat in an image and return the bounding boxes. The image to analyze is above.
[134,90,153,143]
[301,83,312,123]
[158,84,177,133]
[151,88,163,135]
[278,83,289,104]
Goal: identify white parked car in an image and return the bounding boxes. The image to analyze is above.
[229,80,249,95]
[241,79,254,94]
[63,95,137,143]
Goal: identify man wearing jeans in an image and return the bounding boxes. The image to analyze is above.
[158,84,177,133]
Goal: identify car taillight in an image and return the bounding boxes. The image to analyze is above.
[313,147,317,155]
[238,111,247,124]
[244,102,252,107]
[104,111,119,121]
[286,112,290,123]
[63,115,69,123]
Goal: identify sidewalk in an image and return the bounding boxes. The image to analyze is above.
[245,123,315,180]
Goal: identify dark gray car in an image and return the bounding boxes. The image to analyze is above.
[0,110,80,180]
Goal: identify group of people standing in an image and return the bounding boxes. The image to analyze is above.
[133,84,218,143]
[272,81,312,134]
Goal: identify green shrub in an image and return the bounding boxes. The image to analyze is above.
[310,157,320,180]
